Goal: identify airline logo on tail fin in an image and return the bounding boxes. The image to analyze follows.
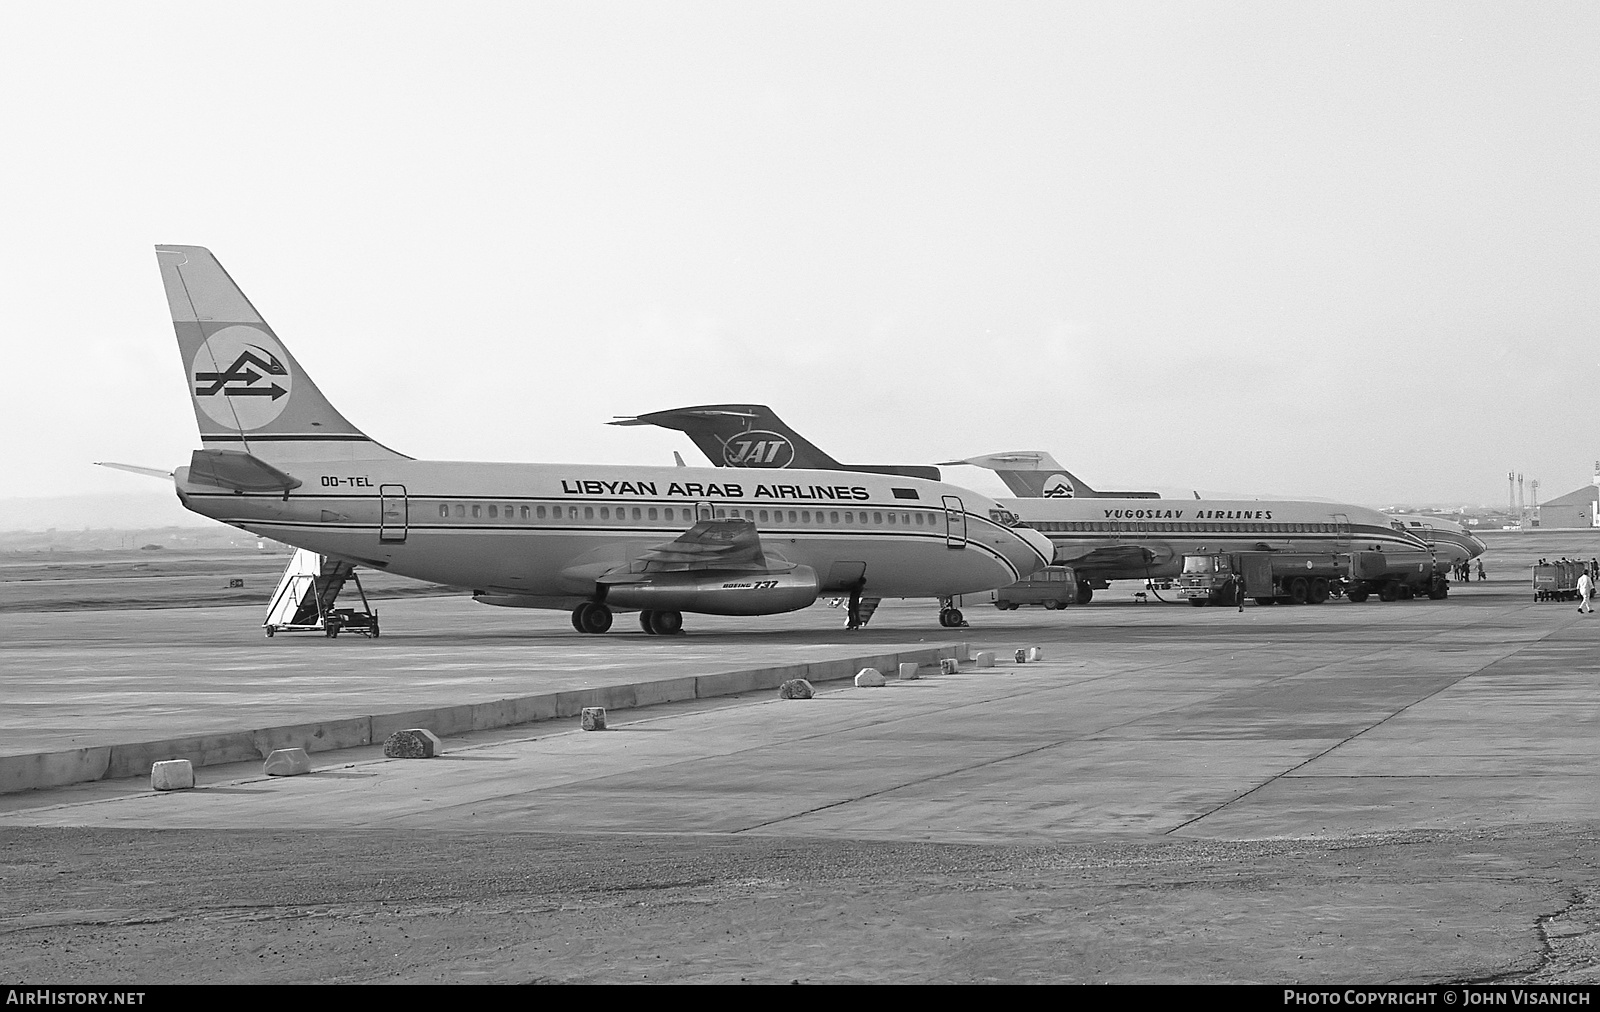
[1042,474,1075,497]
[191,328,293,430]
[721,430,796,468]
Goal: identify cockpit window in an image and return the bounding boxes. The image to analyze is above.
[988,508,1024,528]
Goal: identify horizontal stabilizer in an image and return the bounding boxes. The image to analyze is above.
[185,449,303,494]
[95,461,175,480]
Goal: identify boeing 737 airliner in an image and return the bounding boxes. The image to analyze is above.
[125,246,1052,634]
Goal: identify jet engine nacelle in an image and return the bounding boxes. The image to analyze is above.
[599,566,819,616]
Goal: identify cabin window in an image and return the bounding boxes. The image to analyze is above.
[758,510,769,523]
[582,506,593,520]
[535,505,545,519]
[454,505,465,518]
[664,508,674,522]
[488,505,498,519]
[647,508,657,521]
[438,504,449,518]
[599,507,610,520]
[873,512,883,524]
[745,510,755,521]
[829,511,840,524]
[567,506,578,519]
[471,505,481,519]
[799,511,809,523]
[632,508,641,520]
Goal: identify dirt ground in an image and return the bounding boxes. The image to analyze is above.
[2,825,1597,984]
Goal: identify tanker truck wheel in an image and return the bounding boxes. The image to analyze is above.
[1310,578,1329,604]
[1288,577,1310,605]
[649,610,683,635]
[1189,598,1208,607]
[1347,589,1369,603]
[1397,584,1414,601]
[1255,597,1278,606]
[639,610,657,634]
[1378,584,1398,602]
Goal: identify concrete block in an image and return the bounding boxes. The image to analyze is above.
[954,643,972,662]
[898,662,920,681]
[581,707,608,731]
[778,678,815,699]
[383,728,442,758]
[854,668,887,688]
[150,759,194,791]
[939,658,959,675]
[264,748,311,777]
[1026,646,1043,662]
[974,651,995,668]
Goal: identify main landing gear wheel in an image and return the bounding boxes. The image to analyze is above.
[649,610,683,635]
[939,607,964,628]
[573,602,613,634]
[639,610,656,634]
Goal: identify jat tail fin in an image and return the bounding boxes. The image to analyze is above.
[156,245,406,464]
[610,403,941,480]
[941,451,1160,499]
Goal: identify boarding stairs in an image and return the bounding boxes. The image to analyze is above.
[854,595,882,628]
[263,549,379,638]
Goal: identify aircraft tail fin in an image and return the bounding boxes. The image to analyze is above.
[611,403,940,480]
[155,245,407,465]
[940,451,1160,499]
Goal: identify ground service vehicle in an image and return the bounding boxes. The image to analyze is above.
[1532,562,1588,601]
[993,566,1079,610]
[1345,551,1448,602]
[1178,553,1346,606]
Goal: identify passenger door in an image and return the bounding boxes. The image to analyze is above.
[379,485,408,543]
[942,495,968,549]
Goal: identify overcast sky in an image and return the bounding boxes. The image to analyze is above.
[1,1,1595,508]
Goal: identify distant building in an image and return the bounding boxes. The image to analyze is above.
[1536,484,1600,529]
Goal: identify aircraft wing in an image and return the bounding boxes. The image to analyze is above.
[629,518,776,573]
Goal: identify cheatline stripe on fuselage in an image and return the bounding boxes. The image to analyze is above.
[184,493,1037,582]
[1036,525,1428,558]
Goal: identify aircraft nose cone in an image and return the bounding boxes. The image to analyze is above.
[1016,527,1054,576]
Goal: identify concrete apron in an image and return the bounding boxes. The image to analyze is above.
[0,645,963,794]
